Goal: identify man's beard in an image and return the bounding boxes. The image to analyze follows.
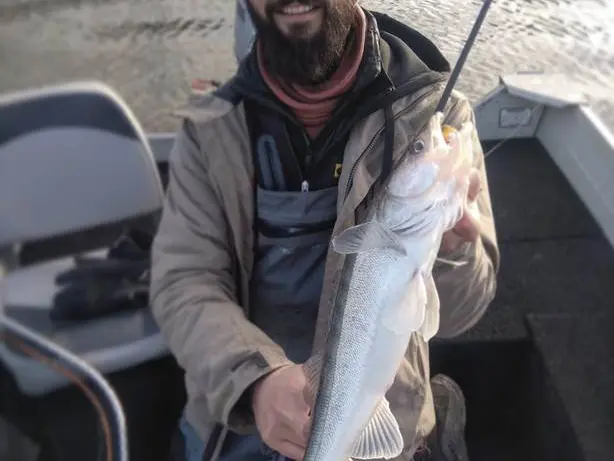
[250,0,358,86]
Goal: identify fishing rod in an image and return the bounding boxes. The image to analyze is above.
[435,0,496,113]
[0,315,129,461]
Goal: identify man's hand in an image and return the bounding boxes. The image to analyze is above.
[440,168,482,253]
[252,364,312,460]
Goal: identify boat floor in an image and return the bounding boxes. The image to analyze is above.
[1,138,614,461]
[431,138,614,461]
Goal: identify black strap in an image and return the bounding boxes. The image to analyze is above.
[381,104,395,183]
[351,72,447,125]
[201,424,224,461]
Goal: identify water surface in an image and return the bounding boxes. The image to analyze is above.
[1,0,612,131]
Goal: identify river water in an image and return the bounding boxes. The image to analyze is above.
[0,0,613,132]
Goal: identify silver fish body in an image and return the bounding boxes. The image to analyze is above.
[304,113,474,461]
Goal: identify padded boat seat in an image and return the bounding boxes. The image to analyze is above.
[2,251,167,396]
[0,81,168,396]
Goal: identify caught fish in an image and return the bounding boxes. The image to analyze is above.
[303,112,476,461]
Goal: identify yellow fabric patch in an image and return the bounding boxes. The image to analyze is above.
[334,163,343,179]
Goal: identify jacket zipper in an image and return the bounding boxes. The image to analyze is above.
[302,132,313,192]
[240,76,444,196]
[281,122,309,191]
[303,76,394,186]
[241,78,392,194]
[342,84,445,203]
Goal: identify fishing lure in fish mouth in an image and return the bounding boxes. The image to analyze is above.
[425,0,496,163]
[378,0,495,227]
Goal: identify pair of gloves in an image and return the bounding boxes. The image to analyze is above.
[50,229,154,323]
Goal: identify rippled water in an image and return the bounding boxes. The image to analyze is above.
[0,0,613,132]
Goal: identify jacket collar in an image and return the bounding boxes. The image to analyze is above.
[222,8,450,106]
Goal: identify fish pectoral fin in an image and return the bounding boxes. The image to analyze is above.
[349,397,404,460]
[332,222,406,255]
[382,275,427,335]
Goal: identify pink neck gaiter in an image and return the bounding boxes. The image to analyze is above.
[258,6,368,139]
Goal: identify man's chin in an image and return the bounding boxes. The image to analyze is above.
[280,27,320,42]
[273,9,324,39]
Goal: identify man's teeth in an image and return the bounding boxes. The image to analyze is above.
[281,4,315,15]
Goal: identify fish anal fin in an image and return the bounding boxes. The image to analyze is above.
[349,397,404,460]
[332,222,406,255]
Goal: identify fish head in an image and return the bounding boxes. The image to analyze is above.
[337,112,477,257]
[386,112,452,200]
[380,112,474,233]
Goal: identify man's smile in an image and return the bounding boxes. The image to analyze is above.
[273,2,323,28]
[277,3,317,15]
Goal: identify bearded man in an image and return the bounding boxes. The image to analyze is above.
[150,1,500,460]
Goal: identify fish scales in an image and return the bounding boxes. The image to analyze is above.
[306,248,427,461]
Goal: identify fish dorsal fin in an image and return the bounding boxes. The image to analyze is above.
[332,222,406,255]
[349,396,404,459]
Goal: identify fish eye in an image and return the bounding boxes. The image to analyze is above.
[413,139,425,153]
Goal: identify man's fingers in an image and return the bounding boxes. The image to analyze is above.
[280,399,310,426]
[279,414,311,447]
[453,214,480,243]
[454,169,482,243]
[301,415,313,441]
[276,439,306,461]
[467,169,481,202]
[440,230,464,253]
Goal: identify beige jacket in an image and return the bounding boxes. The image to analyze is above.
[150,71,499,457]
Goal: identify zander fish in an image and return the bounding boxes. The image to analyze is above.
[303,112,476,461]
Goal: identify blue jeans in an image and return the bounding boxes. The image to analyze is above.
[179,415,288,461]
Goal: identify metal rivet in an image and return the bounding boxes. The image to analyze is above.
[413,139,425,153]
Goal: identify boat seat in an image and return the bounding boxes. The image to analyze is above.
[0,81,168,396]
